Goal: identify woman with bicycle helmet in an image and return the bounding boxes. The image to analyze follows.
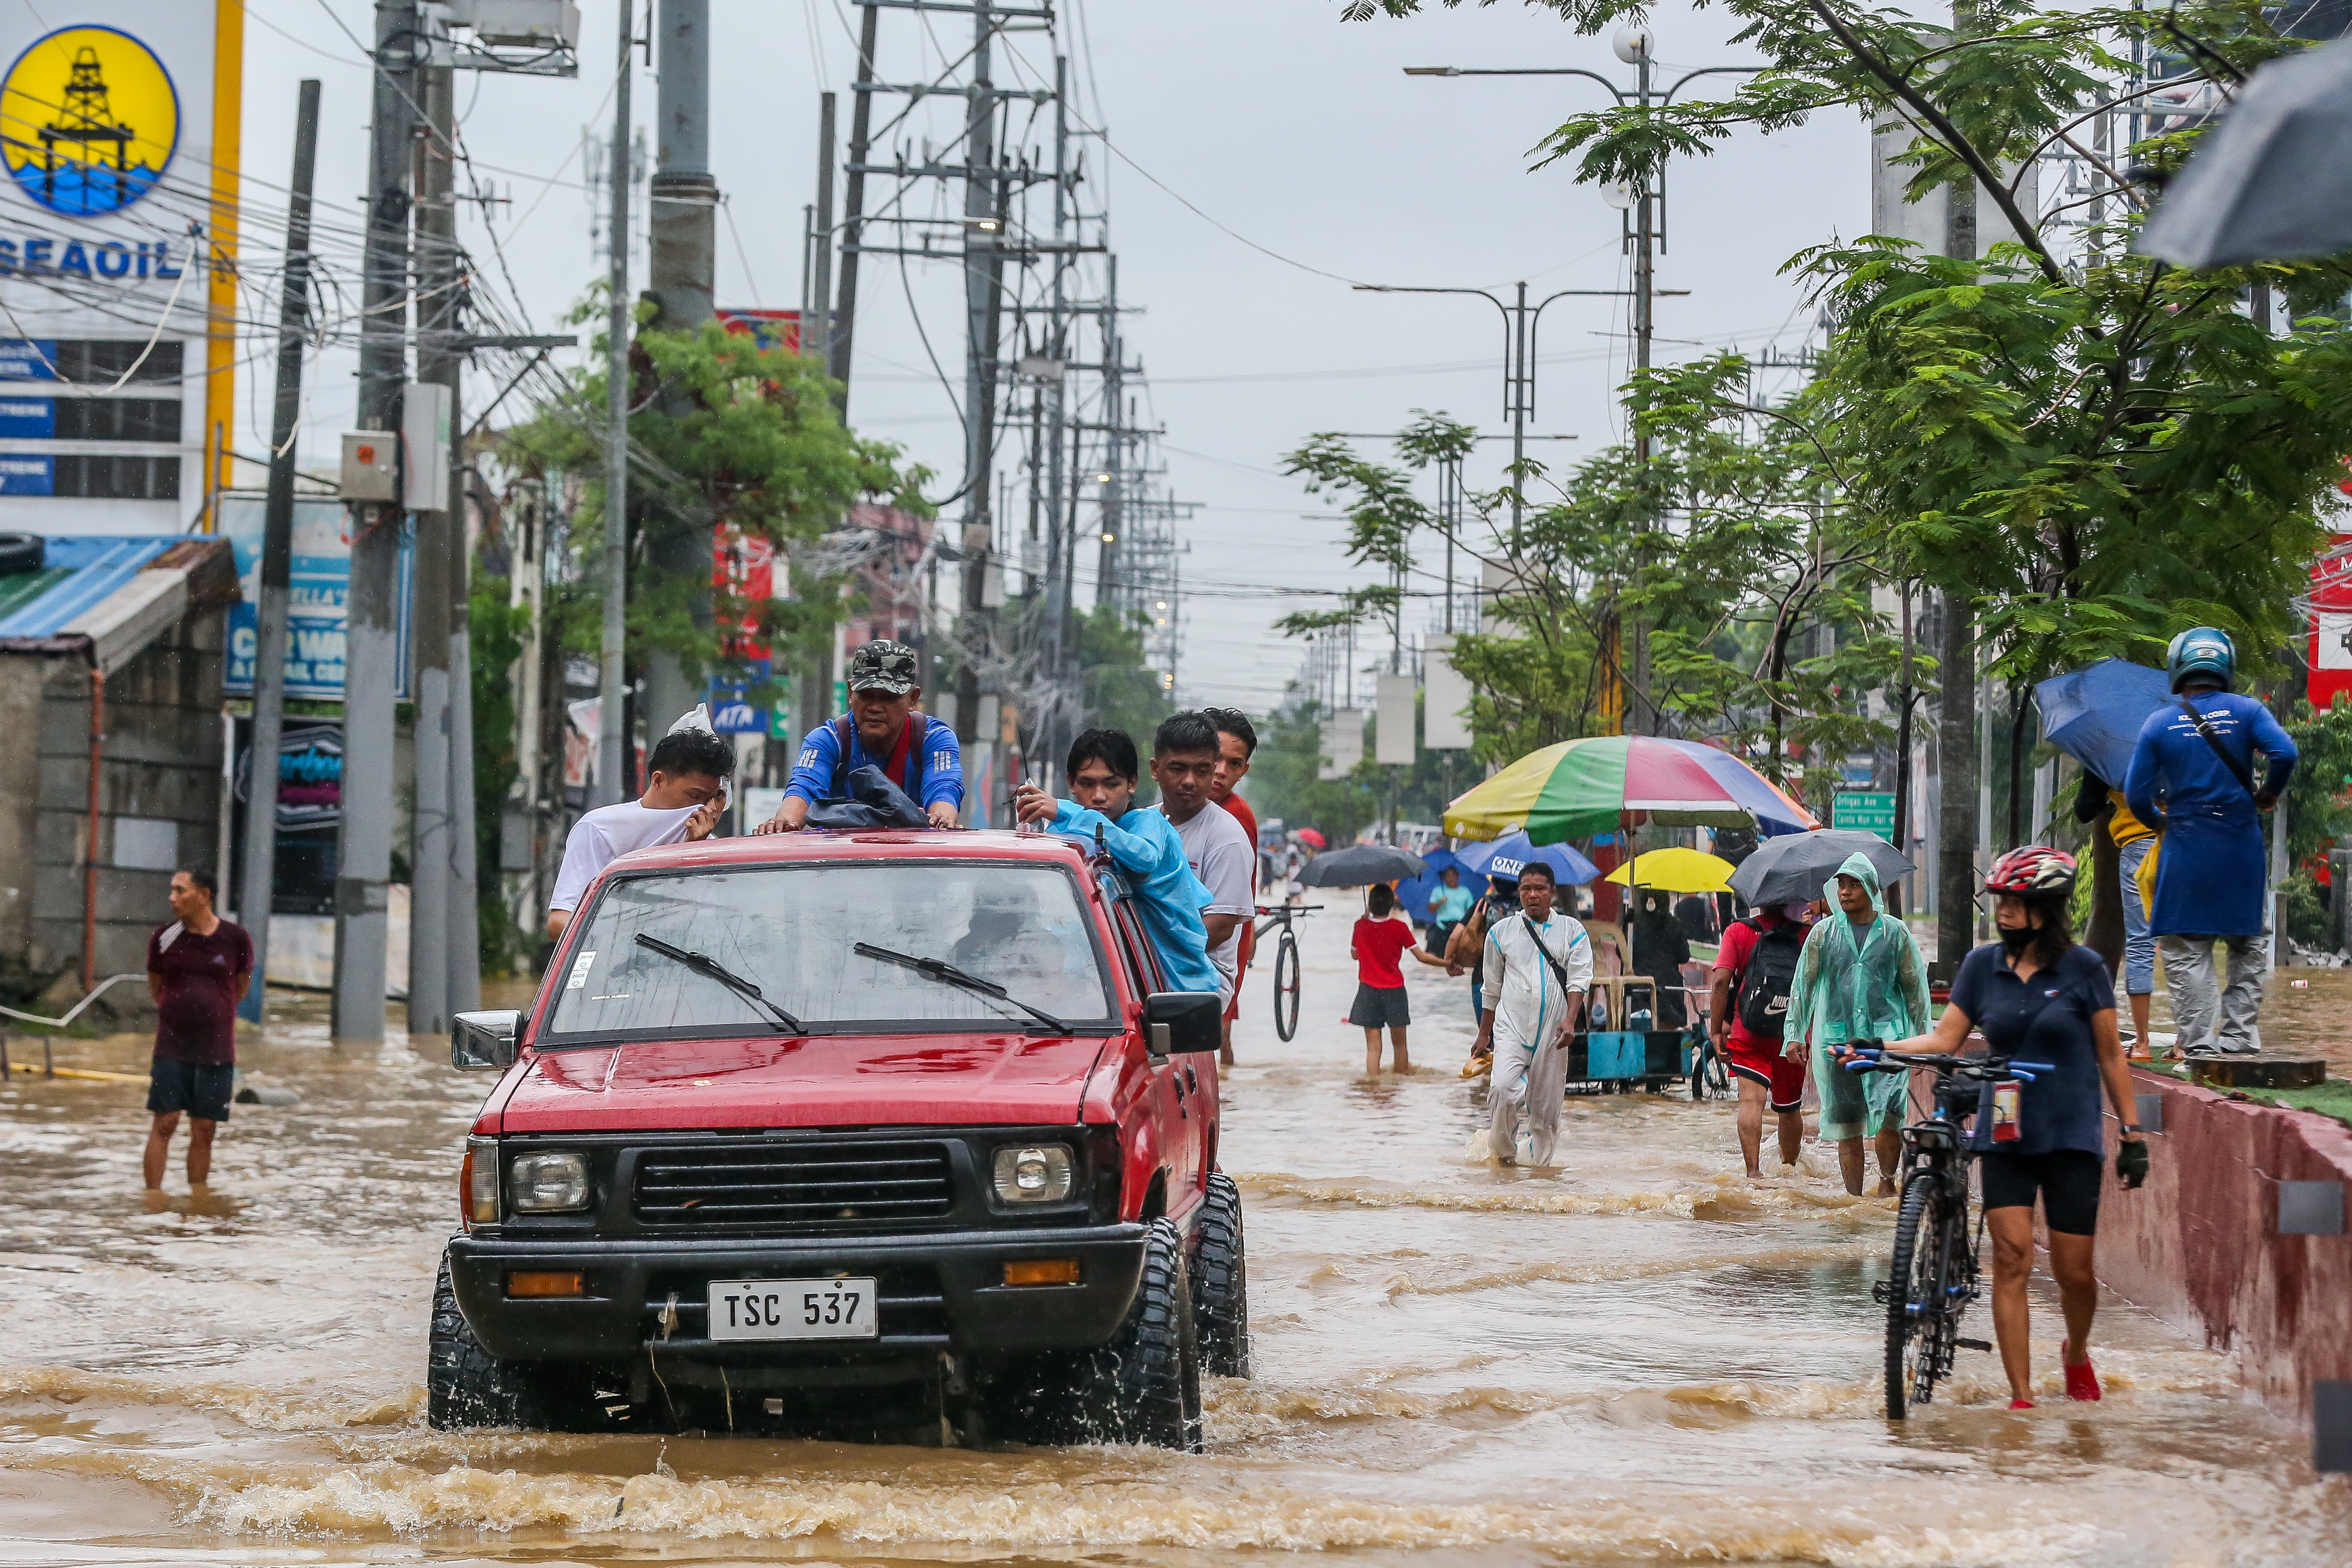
[1845,846,2149,1408]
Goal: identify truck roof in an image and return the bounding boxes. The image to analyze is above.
[600,826,1097,880]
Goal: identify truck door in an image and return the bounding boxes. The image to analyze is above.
[1110,900,1205,1208]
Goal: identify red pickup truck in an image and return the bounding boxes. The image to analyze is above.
[430,828,1247,1450]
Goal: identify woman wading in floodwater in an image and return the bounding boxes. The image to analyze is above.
[1846,847,2150,1407]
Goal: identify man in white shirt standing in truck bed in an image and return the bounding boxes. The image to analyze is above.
[546,714,734,940]
[1146,711,1256,1009]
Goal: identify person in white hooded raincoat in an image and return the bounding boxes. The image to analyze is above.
[1783,850,1927,1196]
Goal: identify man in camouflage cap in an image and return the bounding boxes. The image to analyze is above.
[758,639,965,831]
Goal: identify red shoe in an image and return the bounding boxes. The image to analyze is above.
[2063,1348,2101,1402]
[2008,1398,2035,1409]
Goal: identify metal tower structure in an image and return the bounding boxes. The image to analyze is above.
[820,1,1189,781]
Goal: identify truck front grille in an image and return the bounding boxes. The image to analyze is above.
[632,1140,955,1228]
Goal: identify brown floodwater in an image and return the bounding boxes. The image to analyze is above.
[0,915,2345,1566]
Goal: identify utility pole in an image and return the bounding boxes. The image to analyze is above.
[1933,0,1981,978]
[810,92,836,373]
[829,3,880,404]
[956,1,1003,751]
[408,61,457,1037]
[644,0,718,733]
[335,0,420,1041]
[596,0,634,806]
[1094,260,1123,606]
[237,78,320,1027]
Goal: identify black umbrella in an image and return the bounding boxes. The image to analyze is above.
[1298,843,1429,887]
[1727,831,1913,908]
[2138,39,2352,267]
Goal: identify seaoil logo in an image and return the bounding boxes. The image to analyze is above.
[0,27,179,217]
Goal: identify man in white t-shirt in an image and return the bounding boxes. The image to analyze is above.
[545,721,735,940]
[1146,712,1255,1007]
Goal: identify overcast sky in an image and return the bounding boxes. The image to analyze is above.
[237,0,1866,718]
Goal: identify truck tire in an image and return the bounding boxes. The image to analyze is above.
[1082,1216,1202,1450]
[425,1253,590,1431]
[988,1217,1202,1451]
[1192,1171,1251,1379]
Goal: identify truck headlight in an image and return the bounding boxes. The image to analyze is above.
[463,1136,499,1226]
[508,1151,591,1213]
[992,1143,1074,1204]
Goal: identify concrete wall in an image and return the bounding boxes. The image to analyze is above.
[9,608,227,993]
[2095,1069,2352,1421]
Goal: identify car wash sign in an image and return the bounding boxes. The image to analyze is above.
[218,493,413,701]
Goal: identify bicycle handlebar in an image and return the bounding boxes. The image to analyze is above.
[1841,1047,2056,1081]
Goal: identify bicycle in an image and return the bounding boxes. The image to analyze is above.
[1251,903,1319,1041]
[1842,1047,2054,1419]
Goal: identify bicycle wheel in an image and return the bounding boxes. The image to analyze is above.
[1883,1169,1957,1419]
[1272,931,1301,1041]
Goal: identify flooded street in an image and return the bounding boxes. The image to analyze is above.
[1,911,2346,1567]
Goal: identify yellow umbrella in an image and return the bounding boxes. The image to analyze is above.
[1604,847,1735,894]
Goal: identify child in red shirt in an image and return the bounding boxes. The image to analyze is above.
[1349,883,1449,1076]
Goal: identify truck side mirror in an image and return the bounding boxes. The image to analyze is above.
[1143,991,1222,1055]
[451,1009,522,1071]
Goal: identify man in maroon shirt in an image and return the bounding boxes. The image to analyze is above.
[144,868,253,1199]
[1205,709,1260,1066]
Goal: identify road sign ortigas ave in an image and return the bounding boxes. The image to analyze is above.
[1830,791,1898,835]
[0,4,241,535]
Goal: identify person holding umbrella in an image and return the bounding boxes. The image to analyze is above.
[2123,629,2298,1055]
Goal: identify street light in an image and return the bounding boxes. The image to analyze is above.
[1401,45,1761,736]
[1350,281,1637,531]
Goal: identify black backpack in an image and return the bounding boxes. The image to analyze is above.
[1733,917,1805,1039]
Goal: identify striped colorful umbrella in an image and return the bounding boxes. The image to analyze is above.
[1442,735,1818,846]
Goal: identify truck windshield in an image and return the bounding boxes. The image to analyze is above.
[541,861,1117,1041]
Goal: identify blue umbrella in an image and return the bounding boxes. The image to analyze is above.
[1453,831,1602,886]
[1394,847,1481,923]
[2036,659,2172,786]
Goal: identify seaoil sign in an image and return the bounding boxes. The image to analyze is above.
[1,26,180,218]
[0,236,184,280]
[0,26,187,285]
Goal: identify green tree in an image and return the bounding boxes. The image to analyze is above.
[497,310,929,701]
[1279,371,1904,813]
[1079,605,1175,747]
[468,573,529,977]
[1353,0,2352,707]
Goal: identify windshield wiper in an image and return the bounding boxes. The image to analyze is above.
[633,935,805,1033]
[852,941,1071,1033]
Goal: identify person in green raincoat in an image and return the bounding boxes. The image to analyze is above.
[1783,851,1928,1196]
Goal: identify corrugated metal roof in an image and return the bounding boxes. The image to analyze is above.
[0,537,176,639]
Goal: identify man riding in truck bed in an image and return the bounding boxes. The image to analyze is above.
[758,639,965,832]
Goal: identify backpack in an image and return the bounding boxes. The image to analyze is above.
[828,714,926,801]
[1733,917,1805,1039]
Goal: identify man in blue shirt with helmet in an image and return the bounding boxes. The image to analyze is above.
[758,639,964,831]
[2123,627,2297,1055]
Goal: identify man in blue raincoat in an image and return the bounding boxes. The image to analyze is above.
[2123,628,2297,1055]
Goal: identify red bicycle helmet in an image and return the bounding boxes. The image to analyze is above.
[1984,845,2077,897]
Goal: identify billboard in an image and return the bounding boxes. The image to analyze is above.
[2312,533,2352,712]
[228,715,342,917]
[0,3,241,535]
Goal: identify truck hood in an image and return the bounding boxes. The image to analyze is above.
[495,1032,1112,1134]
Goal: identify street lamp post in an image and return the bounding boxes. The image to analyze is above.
[1351,282,1637,533]
[1398,37,1758,735]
